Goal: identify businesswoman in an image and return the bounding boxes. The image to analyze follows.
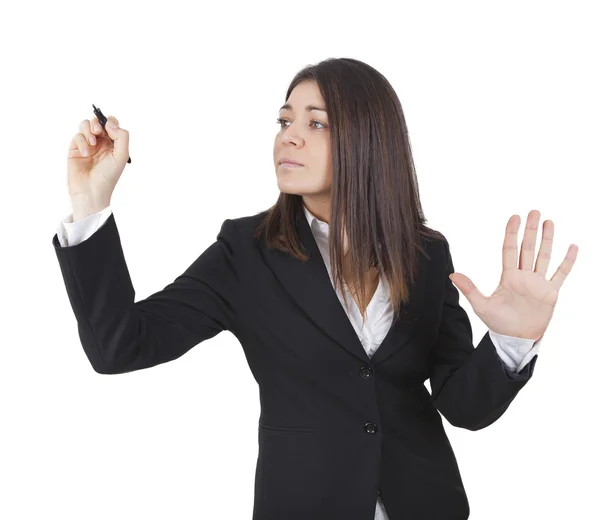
[53,57,578,520]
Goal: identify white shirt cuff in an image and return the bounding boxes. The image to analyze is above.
[55,205,113,247]
[489,329,542,374]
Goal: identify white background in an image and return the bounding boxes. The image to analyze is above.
[1,0,598,518]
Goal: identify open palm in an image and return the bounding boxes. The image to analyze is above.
[449,210,579,341]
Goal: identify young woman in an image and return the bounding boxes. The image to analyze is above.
[53,57,578,520]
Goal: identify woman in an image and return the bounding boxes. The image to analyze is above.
[53,57,578,519]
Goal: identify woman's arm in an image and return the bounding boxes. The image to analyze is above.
[428,237,538,431]
[53,213,240,374]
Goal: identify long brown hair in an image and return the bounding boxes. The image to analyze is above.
[255,57,444,324]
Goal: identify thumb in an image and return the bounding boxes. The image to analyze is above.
[104,117,129,164]
[449,272,486,314]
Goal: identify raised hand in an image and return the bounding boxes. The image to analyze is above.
[449,210,579,341]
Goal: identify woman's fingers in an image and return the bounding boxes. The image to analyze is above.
[90,115,104,135]
[105,115,119,128]
[70,115,122,158]
[78,119,96,147]
[69,133,90,158]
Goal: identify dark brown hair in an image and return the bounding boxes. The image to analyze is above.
[254,57,444,324]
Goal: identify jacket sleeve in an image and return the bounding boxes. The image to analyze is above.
[52,212,240,375]
[428,236,538,431]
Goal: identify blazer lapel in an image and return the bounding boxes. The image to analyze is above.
[258,210,425,366]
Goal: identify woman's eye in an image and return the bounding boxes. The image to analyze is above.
[276,117,326,130]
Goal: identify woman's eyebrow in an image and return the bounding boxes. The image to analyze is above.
[279,103,327,113]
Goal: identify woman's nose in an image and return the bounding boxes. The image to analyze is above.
[283,133,302,145]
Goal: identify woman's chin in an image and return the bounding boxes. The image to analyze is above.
[277,176,309,193]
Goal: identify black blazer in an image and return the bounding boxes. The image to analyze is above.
[52,209,538,520]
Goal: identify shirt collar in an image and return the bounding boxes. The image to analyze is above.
[302,203,389,291]
[302,203,328,234]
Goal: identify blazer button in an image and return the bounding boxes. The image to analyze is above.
[360,366,373,378]
[364,422,378,434]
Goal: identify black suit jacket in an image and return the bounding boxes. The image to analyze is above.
[52,209,538,520]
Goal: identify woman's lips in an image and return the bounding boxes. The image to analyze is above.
[279,162,304,168]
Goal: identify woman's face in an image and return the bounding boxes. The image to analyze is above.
[273,80,332,202]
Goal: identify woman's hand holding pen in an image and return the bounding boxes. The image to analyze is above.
[448,210,579,342]
[66,114,129,221]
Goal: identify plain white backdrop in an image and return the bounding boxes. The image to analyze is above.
[1,0,598,518]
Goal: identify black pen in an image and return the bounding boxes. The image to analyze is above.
[92,104,131,163]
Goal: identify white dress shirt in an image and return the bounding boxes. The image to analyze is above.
[56,205,542,520]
